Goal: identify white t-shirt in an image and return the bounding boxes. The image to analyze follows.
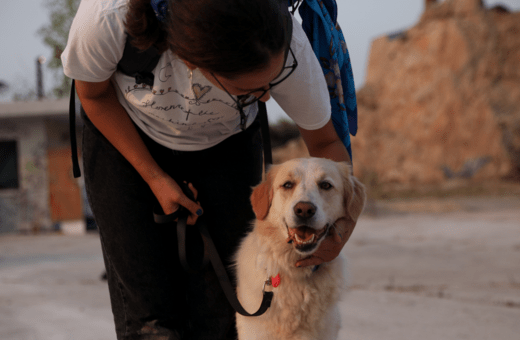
[62,0,331,151]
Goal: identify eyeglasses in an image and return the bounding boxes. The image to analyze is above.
[211,46,298,130]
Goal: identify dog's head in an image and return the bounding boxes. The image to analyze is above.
[251,158,366,256]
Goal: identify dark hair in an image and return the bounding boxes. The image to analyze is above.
[125,0,292,78]
[124,0,169,53]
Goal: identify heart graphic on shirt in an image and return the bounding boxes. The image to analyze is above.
[192,84,211,101]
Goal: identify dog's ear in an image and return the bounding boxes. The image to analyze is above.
[250,166,278,221]
[340,163,367,223]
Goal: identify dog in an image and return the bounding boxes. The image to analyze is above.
[234,157,366,340]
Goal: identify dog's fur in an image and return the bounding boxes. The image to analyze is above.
[234,158,366,340]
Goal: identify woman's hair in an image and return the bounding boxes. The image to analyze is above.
[125,0,169,53]
[125,0,292,78]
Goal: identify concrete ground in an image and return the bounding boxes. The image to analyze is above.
[0,196,519,340]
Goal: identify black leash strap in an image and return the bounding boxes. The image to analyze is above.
[153,183,273,317]
[183,216,274,317]
[153,204,209,273]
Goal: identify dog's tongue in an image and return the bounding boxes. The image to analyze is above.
[289,226,316,242]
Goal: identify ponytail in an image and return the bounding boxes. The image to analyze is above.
[124,0,169,53]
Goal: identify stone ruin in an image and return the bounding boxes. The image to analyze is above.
[352,0,520,185]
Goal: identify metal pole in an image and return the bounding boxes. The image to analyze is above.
[36,56,46,100]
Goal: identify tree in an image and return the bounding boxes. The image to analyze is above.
[37,0,80,98]
[0,81,8,95]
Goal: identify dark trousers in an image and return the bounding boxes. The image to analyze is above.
[82,111,263,340]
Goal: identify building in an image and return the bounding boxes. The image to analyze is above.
[0,99,86,234]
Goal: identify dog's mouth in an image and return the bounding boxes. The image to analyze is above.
[286,225,329,253]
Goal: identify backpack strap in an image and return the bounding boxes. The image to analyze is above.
[117,34,162,87]
[258,101,273,167]
[70,79,81,178]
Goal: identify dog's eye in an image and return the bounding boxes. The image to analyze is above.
[282,181,294,189]
[319,181,333,190]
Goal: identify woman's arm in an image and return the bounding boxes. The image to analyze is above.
[75,79,203,224]
[298,118,351,164]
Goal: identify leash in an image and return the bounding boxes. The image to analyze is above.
[153,182,273,317]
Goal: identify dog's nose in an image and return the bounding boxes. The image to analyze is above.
[293,202,316,219]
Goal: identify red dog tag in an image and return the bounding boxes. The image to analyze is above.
[271,273,281,288]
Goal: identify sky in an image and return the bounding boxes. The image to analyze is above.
[1,0,519,121]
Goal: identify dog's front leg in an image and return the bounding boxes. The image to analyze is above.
[316,305,341,340]
[236,315,275,340]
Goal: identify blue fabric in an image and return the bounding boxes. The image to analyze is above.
[297,0,358,157]
[151,0,168,22]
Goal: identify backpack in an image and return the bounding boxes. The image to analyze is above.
[70,0,357,178]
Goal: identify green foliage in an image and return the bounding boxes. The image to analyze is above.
[37,0,80,98]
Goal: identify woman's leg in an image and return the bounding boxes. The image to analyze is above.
[83,110,263,339]
[82,112,189,339]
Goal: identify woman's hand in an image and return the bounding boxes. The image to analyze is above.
[148,175,203,225]
[295,217,355,268]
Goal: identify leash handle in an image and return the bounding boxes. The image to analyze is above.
[153,182,208,273]
[152,181,197,224]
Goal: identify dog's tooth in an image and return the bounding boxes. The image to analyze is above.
[297,234,315,245]
[293,233,317,245]
[302,234,315,245]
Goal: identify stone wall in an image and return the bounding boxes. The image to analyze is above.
[0,118,51,232]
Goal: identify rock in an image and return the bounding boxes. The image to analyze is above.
[352,0,520,184]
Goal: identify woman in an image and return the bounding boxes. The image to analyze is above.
[62,0,355,338]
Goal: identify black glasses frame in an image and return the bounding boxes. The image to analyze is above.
[211,47,298,130]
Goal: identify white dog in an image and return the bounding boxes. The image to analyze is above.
[234,157,366,340]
